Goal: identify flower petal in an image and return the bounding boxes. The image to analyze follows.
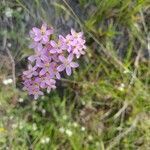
[50,79,56,84]
[37,43,43,51]
[39,68,46,76]
[71,40,77,46]
[50,40,57,47]
[33,27,41,34]
[57,64,65,72]
[28,55,35,62]
[42,35,49,43]
[46,29,53,35]
[45,80,51,85]
[34,94,39,100]
[34,36,42,42]
[78,32,83,37]
[67,53,73,62]
[71,28,76,36]
[70,62,79,68]
[47,88,51,93]
[58,55,66,62]
[33,71,38,76]
[36,59,43,67]
[56,72,61,79]
[66,66,71,76]
[40,82,46,88]
[50,49,57,54]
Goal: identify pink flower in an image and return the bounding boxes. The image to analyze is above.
[65,29,86,58]
[72,40,86,58]
[29,41,43,51]
[23,24,86,99]
[28,47,50,64]
[22,78,32,91]
[38,60,53,76]
[50,35,67,54]
[57,54,79,76]
[64,34,74,52]
[39,73,56,93]
[28,85,43,100]
[49,62,61,79]
[71,28,83,38]
[23,77,43,99]
[23,65,38,78]
[46,78,56,93]
[30,23,53,44]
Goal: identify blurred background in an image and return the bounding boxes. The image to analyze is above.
[0,0,150,149]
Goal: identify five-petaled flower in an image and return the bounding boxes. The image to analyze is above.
[30,23,53,44]
[57,54,79,76]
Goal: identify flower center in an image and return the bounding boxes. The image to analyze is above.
[45,63,49,67]
[64,60,69,66]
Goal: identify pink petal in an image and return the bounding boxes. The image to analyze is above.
[59,35,65,41]
[42,35,49,43]
[40,82,46,88]
[34,36,42,42]
[33,71,38,76]
[71,28,76,35]
[50,49,57,54]
[34,94,39,100]
[66,66,71,76]
[71,40,78,46]
[67,53,73,62]
[57,48,63,53]
[41,55,49,61]
[50,40,57,47]
[56,72,61,79]
[52,85,56,89]
[33,27,41,34]
[39,91,44,96]
[46,30,53,35]
[39,68,46,76]
[58,55,66,62]
[78,32,83,37]
[81,51,85,55]
[61,43,67,50]
[47,88,51,93]
[28,55,35,62]
[57,64,65,72]
[67,46,72,53]
[23,71,28,76]
[36,59,43,67]
[37,43,43,51]
[28,64,33,69]
[70,62,79,68]
[83,45,86,49]
[45,80,52,85]
[66,34,73,40]
[50,79,56,84]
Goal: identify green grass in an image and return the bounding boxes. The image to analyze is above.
[0,0,150,149]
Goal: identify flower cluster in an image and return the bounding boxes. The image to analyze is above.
[22,23,86,99]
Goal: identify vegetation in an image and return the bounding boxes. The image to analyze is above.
[0,0,149,149]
